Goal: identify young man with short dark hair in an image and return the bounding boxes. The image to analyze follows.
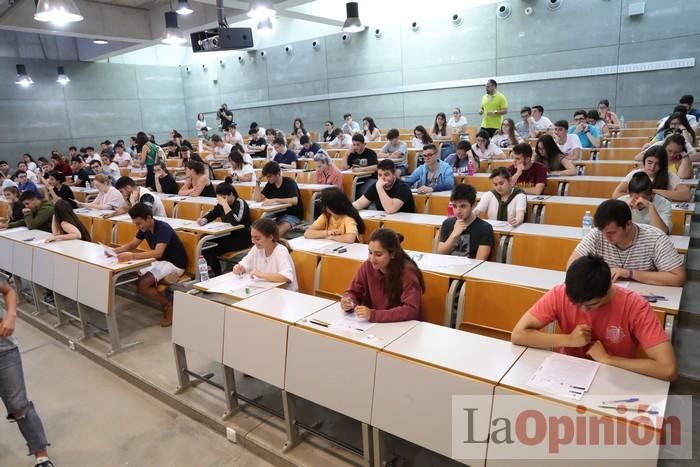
[112,203,187,326]
[515,106,533,139]
[297,135,321,158]
[4,191,54,231]
[272,136,298,169]
[618,172,672,234]
[253,161,303,236]
[679,94,700,120]
[111,176,166,217]
[68,157,91,187]
[512,254,677,381]
[322,121,335,142]
[508,143,547,195]
[341,113,361,135]
[528,105,553,136]
[345,134,378,172]
[378,129,408,174]
[353,159,414,214]
[15,170,39,195]
[568,199,686,286]
[569,110,601,149]
[403,143,454,194]
[437,183,493,259]
[553,119,582,160]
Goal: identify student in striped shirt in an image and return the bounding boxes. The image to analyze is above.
[567,199,686,287]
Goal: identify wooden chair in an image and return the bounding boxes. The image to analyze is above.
[175,202,204,221]
[213,168,231,180]
[627,120,658,129]
[579,162,634,177]
[609,137,649,148]
[540,203,591,228]
[161,199,176,217]
[427,195,450,216]
[166,159,182,168]
[458,279,545,341]
[291,250,319,295]
[619,128,656,138]
[361,219,382,244]
[175,230,199,280]
[366,141,384,150]
[595,148,641,161]
[114,222,143,248]
[92,218,114,245]
[316,255,362,298]
[421,271,452,326]
[407,149,420,174]
[565,179,619,198]
[412,194,429,214]
[296,171,317,184]
[234,184,254,200]
[544,178,561,196]
[458,175,491,192]
[508,235,578,271]
[382,220,438,253]
[299,188,318,222]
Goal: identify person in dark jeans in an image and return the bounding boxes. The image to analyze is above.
[0,278,55,467]
[197,178,252,276]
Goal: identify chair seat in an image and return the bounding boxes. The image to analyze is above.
[217,248,250,262]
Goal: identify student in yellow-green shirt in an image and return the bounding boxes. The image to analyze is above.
[479,79,509,137]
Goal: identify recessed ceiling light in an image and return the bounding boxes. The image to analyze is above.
[92,39,109,45]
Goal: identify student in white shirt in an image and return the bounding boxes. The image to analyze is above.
[474,167,527,226]
[492,118,524,148]
[447,108,468,133]
[79,174,124,210]
[329,128,352,148]
[195,113,207,136]
[473,129,505,161]
[228,149,256,182]
[553,120,582,160]
[100,154,121,184]
[113,143,132,167]
[529,105,553,137]
[613,145,691,202]
[207,134,233,161]
[233,218,298,290]
[363,117,382,142]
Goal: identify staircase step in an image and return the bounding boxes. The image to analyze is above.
[674,314,700,380]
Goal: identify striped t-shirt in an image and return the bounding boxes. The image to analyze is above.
[574,223,684,272]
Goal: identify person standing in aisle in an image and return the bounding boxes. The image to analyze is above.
[478,79,508,137]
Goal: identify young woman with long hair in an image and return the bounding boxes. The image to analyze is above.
[46,199,91,242]
[304,187,365,243]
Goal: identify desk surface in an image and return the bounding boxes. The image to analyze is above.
[180,221,241,236]
[193,272,283,300]
[233,288,335,324]
[625,282,682,314]
[499,347,669,430]
[509,222,584,240]
[298,303,420,349]
[465,261,565,290]
[384,322,526,382]
[541,196,695,213]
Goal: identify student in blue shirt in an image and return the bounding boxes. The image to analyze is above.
[15,170,39,195]
[298,135,321,158]
[272,136,298,169]
[569,110,601,148]
[402,143,455,194]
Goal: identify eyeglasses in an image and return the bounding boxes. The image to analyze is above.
[423,152,437,157]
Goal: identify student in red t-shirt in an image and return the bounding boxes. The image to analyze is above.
[511,255,677,381]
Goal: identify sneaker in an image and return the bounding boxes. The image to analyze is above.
[36,461,55,467]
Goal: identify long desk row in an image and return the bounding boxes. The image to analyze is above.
[173,285,671,466]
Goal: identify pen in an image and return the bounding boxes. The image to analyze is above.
[598,405,658,415]
[309,319,330,327]
[602,397,639,404]
[336,247,347,254]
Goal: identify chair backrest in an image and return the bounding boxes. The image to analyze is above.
[420,270,451,326]
[76,214,93,236]
[627,120,657,129]
[161,199,176,217]
[296,171,317,184]
[541,203,591,228]
[427,195,450,216]
[508,235,578,271]
[458,175,492,192]
[459,279,545,341]
[366,141,384,150]
[595,148,639,160]
[610,137,649,148]
[565,180,619,198]
[91,218,114,245]
[175,202,204,220]
[175,230,199,277]
[114,222,142,248]
[412,194,428,214]
[291,250,319,295]
[213,168,230,180]
[316,255,362,298]
[581,162,634,177]
[382,220,437,253]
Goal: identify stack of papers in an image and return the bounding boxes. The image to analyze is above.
[526,353,599,401]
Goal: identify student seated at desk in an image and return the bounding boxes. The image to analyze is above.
[473,130,505,162]
[112,176,166,217]
[253,161,304,237]
[0,191,54,232]
[568,199,686,287]
[508,143,547,195]
[1,186,23,225]
[313,152,343,188]
[328,128,352,149]
[304,187,364,243]
[179,160,215,197]
[474,167,527,226]
[613,145,691,202]
[553,120,582,160]
[344,134,378,173]
[619,172,672,234]
[272,137,298,170]
[43,171,77,208]
[445,140,479,173]
[46,199,91,242]
[437,184,494,259]
[353,159,415,214]
[402,143,454,194]
[15,170,39,195]
[233,218,298,290]
[298,135,322,158]
[197,179,252,276]
[228,149,256,182]
[113,203,187,327]
[68,156,91,187]
[534,135,576,176]
[512,255,677,381]
[153,162,178,195]
[635,134,696,176]
[79,174,124,210]
[341,228,424,323]
[378,129,409,175]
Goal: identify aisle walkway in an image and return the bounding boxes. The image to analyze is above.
[0,321,271,467]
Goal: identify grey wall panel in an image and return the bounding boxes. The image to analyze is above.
[265,44,328,87]
[135,66,184,99]
[329,94,404,122]
[0,58,67,101]
[402,88,480,118]
[269,101,330,133]
[220,88,269,106]
[403,61,496,87]
[185,95,222,131]
[0,139,74,165]
[0,31,18,57]
[62,63,138,100]
[217,54,270,94]
[66,99,143,138]
[504,76,618,114]
[618,36,700,64]
[497,46,620,76]
[497,0,621,58]
[0,100,70,143]
[620,0,700,43]
[615,69,691,108]
[181,65,218,98]
[325,25,403,79]
[139,99,187,134]
[615,105,670,121]
[328,71,403,94]
[269,79,329,100]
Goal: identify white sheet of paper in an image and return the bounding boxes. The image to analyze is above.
[527,353,600,401]
[329,313,375,334]
[99,242,116,257]
[414,254,471,269]
[201,273,279,296]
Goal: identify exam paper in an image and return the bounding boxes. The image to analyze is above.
[526,353,600,401]
[414,254,471,269]
[329,313,375,334]
[201,273,279,296]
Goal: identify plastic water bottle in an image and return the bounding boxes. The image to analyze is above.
[198,256,210,282]
[447,202,455,217]
[467,159,475,176]
[619,115,626,129]
[85,180,91,190]
[582,210,593,235]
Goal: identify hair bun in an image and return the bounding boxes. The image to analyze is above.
[395,232,405,244]
[224,176,233,184]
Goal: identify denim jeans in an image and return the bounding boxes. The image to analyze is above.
[0,346,49,455]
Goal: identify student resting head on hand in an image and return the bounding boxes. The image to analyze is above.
[304,187,365,243]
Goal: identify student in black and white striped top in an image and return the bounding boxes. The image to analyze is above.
[567,199,686,287]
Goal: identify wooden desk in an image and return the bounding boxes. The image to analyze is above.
[192,272,283,300]
[490,347,669,466]
[506,223,584,271]
[372,322,526,464]
[626,282,682,337]
[286,303,419,464]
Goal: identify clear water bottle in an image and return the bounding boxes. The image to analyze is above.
[198,256,210,282]
[582,210,593,235]
[85,180,91,190]
[619,115,626,129]
[467,159,475,176]
[447,202,455,217]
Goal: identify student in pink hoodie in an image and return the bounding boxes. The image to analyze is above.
[341,228,424,323]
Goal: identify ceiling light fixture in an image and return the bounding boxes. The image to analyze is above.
[248,2,275,21]
[92,39,109,45]
[33,0,84,25]
[15,65,34,88]
[56,66,70,85]
[256,17,273,33]
[176,0,193,15]
[342,2,364,33]
[162,11,187,45]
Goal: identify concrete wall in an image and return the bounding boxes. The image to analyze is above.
[180,0,700,137]
[0,56,185,166]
